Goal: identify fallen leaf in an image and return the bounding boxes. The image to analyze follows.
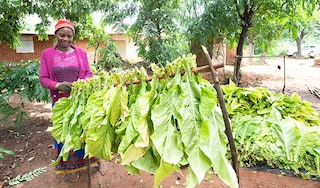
[27,157,34,161]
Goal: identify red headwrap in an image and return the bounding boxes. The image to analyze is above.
[54,19,75,33]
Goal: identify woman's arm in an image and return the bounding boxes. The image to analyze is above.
[39,50,59,90]
[83,51,93,79]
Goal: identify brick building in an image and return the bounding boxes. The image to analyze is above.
[0,31,235,65]
[0,32,139,63]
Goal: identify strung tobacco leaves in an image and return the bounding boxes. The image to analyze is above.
[48,54,320,188]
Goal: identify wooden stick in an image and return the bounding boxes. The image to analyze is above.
[116,64,225,86]
[201,45,239,183]
[86,158,91,188]
[282,55,286,94]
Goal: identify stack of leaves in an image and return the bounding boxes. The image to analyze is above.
[222,83,320,126]
[221,82,320,178]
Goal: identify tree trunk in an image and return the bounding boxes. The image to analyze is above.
[259,52,265,64]
[233,2,256,86]
[295,30,306,58]
[233,24,249,86]
[248,38,255,63]
[296,38,302,57]
[190,39,214,67]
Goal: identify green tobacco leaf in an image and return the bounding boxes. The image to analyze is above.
[269,109,297,161]
[50,97,69,122]
[233,115,263,146]
[49,97,71,142]
[59,134,74,162]
[107,85,128,127]
[121,144,149,164]
[47,55,320,185]
[117,107,139,156]
[86,120,114,160]
[122,93,156,164]
[119,81,153,164]
[118,102,140,158]
[178,73,207,185]
[199,88,238,188]
[154,161,179,186]
[85,88,115,160]
[151,91,184,165]
[134,82,155,147]
[131,148,160,174]
[294,123,320,162]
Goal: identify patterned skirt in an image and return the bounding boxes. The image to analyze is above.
[54,140,99,174]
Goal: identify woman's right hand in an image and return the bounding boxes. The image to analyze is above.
[55,82,72,93]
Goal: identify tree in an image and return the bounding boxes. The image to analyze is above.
[81,18,123,70]
[284,6,320,57]
[100,0,188,65]
[0,0,35,47]
[0,0,104,46]
[228,0,292,85]
[227,1,319,85]
[187,0,319,86]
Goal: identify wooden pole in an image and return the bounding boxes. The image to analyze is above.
[86,158,91,188]
[112,63,224,87]
[282,55,286,94]
[202,45,239,182]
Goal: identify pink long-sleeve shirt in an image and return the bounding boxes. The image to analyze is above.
[40,45,92,103]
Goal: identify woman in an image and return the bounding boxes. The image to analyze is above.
[39,19,99,181]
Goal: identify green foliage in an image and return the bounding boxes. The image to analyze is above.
[83,18,124,71]
[48,54,239,188]
[95,37,124,70]
[0,0,33,46]
[129,0,188,65]
[221,82,320,126]
[48,54,320,186]
[0,147,14,160]
[186,0,237,46]
[222,81,320,177]
[4,166,47,186]
[0,60,50,126]
[101,0,189,66]
[1,0,104,46]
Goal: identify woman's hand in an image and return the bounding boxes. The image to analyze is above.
[55,82,72,93]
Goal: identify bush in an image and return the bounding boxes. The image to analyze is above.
[0,59,50,126]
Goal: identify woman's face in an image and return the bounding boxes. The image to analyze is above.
[55,27,74,49]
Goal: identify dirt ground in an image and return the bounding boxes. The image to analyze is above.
[1,57,320,188]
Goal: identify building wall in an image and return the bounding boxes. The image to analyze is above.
[125,40,140,62]
[226,47,236,65]
[0,33,137,64]
[0,35,55,62]
[74,38,95,63]
[109,33,140,62]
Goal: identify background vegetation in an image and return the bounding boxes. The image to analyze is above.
[1,0,320,80]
